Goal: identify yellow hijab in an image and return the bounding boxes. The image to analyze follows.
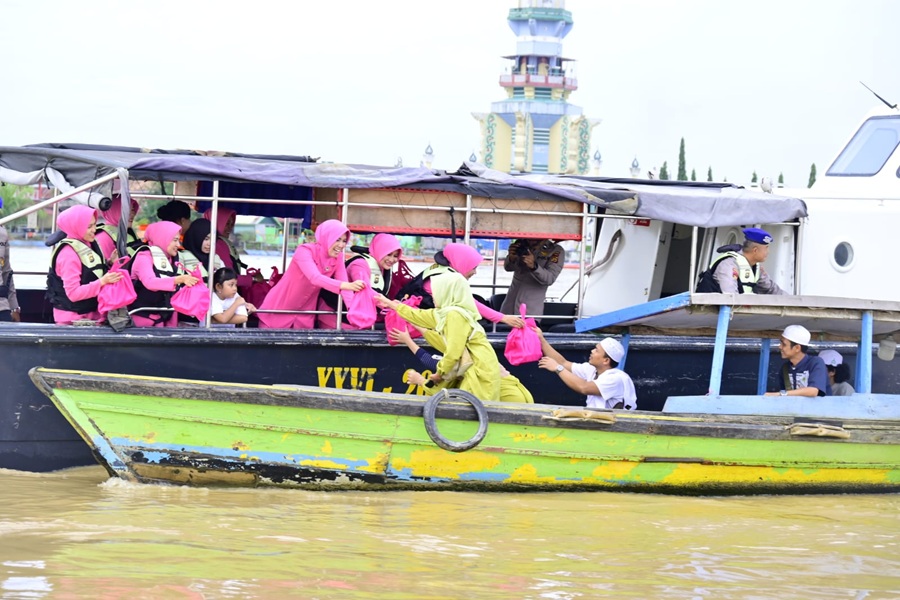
[430,272,484,335]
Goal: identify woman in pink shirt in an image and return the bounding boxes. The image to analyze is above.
[317,232,403,329]
[47,205,123,325]
[257,220,365,329]
[128,221,199,327]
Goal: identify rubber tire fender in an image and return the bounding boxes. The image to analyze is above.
[422,389,489,452]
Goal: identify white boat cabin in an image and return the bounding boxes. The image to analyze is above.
[581,105,900,317]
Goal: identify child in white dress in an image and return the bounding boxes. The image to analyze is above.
[211,267,256,326]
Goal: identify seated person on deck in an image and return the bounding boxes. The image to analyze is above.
[764,325,827,397]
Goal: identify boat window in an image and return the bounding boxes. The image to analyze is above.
[826,116,900,177]
[831,241,854,272]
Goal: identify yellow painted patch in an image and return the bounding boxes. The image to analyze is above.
[591,460,642,481]
[231,441,250,451]
[320,440,333,455]
[509,431,568,445]
[505,463,620,487]
[300,459,352,470]
[393,449,501,479]
[660,463,893,485]
[357,452,390,475]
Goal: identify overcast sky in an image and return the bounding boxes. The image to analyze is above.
[3,0,897,186]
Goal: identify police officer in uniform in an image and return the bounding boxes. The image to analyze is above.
[0,206,21,322]
[703,227,785,295]
[500,238,565,318]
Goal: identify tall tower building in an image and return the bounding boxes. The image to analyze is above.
[473,0,599,174]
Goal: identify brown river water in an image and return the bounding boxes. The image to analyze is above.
[5,248,899,598]
[0,466,897,599]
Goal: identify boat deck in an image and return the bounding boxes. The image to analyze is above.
[576,293,900,403]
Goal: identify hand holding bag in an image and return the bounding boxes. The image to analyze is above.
[97,256,138,313]
[503,303,542,365]
[344,282,377,329]
[170,265,211,322]
[384,295,423,345]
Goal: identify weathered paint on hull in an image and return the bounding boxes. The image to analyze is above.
[34,369,900,495]
[6,325,899,472]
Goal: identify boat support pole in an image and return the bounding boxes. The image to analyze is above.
[206,181,220,328]
[708,304,732,395]
[857,310,873,393]
[756,338,771,395]
[618,331,631,371]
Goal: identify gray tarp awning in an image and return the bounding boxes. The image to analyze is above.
[0,144,808,227]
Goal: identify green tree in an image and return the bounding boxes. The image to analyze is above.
[0,184,36,219]
[690,168,696,181]
[808,163,817,188]
[707,167,713,182]
[135,182,176,227]
[659,161,669,180]
[751,171,758,184]
[778,172,784,186]
[677,138,687,181]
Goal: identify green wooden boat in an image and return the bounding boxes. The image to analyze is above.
[29,367,900,494]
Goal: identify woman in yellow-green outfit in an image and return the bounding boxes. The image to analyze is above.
[388,325,534,403]
[375,271,501,402]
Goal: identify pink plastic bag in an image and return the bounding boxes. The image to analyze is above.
[387,258,415,300]
[504,303,542,365]
[97,256,137,313]
[344,283,377,329]
[384,295,423,345]
[268,266,283,287]
[241,268,272,307]
[170,266,211,321]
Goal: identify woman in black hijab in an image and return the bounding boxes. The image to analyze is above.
[177,218,222,282]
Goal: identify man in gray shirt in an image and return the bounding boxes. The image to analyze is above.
[500,238,565,318]
[704,227,786,295]
[0,220,21,322]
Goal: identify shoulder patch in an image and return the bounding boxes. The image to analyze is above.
[549,251,561,263]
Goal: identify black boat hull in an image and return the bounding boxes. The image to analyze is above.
[4,323,898,472]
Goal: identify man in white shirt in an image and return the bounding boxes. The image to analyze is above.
[536,330,637,410]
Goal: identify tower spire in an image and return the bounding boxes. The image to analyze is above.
[472,1,599,175]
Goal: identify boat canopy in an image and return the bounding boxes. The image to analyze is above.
[0,144,808,228]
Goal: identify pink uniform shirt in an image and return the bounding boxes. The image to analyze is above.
[53,206,104,325]
[130,221,182,328]
[258,220,351,329]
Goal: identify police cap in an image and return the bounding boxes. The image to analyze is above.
[743,227,773,245]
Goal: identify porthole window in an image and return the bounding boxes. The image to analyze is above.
[832,242,854,272]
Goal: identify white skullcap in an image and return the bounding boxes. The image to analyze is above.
[600,337,625,363]
[818,349,843,367]
[782,324,811,346]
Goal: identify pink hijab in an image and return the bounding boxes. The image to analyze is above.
[101,193,140,227]
[57,205,98,243]
[442,243,483,274]
[143,221,183,254]
[203,207,237,235]
[312,220,350,271]
[369,233,402,262]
